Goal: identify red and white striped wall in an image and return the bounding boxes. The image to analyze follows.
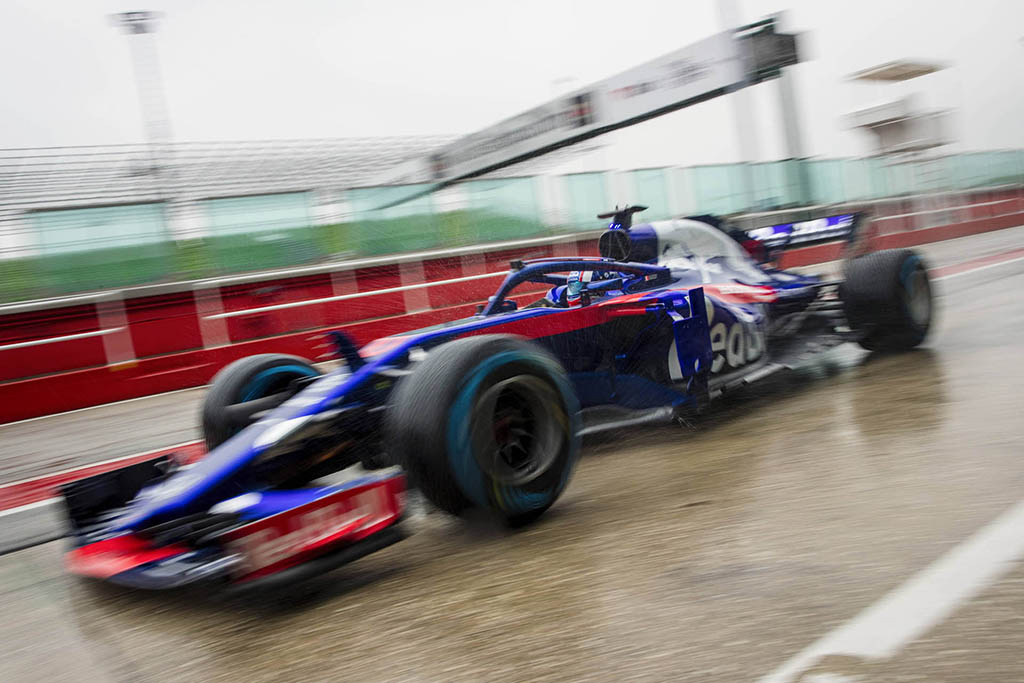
[1,187,1022,424]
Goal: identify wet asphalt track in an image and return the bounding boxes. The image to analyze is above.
[1,228,1023,682]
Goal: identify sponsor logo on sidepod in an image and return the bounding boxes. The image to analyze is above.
[668,297,765,380]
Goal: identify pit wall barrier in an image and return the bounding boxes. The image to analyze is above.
[1,188,1022,423]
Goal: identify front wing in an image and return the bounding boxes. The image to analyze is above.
[62,462,406,590]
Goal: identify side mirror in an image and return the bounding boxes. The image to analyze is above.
[326,330,365,370]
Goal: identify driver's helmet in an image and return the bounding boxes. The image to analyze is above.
[545,269,617,307]
[566,270,584,305]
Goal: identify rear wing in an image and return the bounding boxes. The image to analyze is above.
[743,212,862,249]
[732,211,872,263]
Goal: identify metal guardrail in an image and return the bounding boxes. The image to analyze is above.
[872,197,1019,221]
[0,327,125,352]
[207,270,509,320]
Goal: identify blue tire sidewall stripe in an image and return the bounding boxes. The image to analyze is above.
[898,253,928,325]
[241,364,319,402]
[445,350,580,514]
[899,253,920,288]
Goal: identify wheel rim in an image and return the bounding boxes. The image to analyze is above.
[905,267,932,327]
[468,375,563,487]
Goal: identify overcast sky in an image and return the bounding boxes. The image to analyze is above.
[1,0,1022,168]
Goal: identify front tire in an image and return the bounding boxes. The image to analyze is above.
[201,354,320,451]
[385,335,580,526]
[840,249,933,351]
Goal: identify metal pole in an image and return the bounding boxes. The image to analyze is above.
[717,0,759,213]
[109,11,173,162]
[110,11,182,270]
[776,65,811,206]
[771,11,811,207]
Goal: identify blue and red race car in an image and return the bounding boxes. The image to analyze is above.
[62,206,933,589]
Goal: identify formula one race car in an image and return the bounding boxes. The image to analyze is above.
[61,206,933,590]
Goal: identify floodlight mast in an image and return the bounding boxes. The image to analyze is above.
[110,11,173,157]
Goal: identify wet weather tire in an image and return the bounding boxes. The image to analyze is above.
[201,354,320,451]
[385,335,580,526]
[840,249,933,351]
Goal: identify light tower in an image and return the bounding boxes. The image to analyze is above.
[110,11,173,158]
[111,10,185,237]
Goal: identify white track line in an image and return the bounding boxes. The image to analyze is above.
[0,498,56,518]
[1,357,330,431]
[934,254,1024,280]
[760,497,1024,683]
[0,440,201,490]
[1,385,203,427]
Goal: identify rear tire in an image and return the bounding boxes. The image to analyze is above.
[385,335,580,526]
[840,249,933,351]
[201,354,320,451]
